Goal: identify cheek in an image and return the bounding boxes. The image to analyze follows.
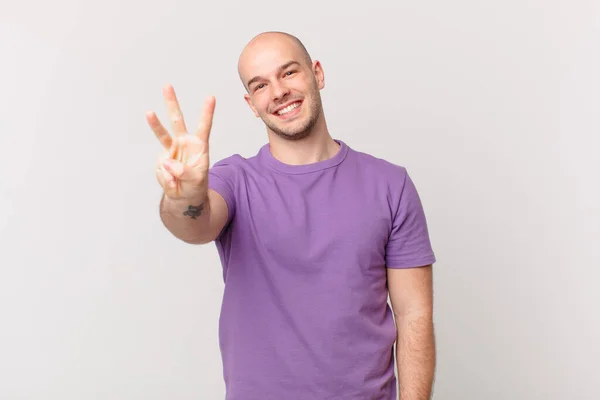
[258,100,271,115]
[250,95,268,115]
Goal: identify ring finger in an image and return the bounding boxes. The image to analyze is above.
[147,111,172,149]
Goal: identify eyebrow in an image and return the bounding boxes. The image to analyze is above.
[246,60,301,88]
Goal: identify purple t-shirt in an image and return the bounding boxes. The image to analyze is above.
[208,139,436,400]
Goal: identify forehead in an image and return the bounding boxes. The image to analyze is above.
[239,38,305,80]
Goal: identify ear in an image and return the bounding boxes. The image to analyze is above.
[244,93,260,117]
[312,60,325,90]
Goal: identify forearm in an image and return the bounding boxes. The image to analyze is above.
[159,193,212,244]
[396,314,436,400]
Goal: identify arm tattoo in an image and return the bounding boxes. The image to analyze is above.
[183,203,205,219]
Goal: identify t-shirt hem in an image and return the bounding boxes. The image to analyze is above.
[208,173,235,225]
[386,254,436,269]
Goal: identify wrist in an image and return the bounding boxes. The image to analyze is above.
[161,193,209,218]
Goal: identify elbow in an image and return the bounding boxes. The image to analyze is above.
[179,235,215,245]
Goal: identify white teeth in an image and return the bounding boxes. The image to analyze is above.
[277,102,300,115]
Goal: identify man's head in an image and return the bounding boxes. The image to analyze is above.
[237,31,325,141]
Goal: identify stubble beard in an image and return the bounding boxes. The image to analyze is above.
[263,90,323,142]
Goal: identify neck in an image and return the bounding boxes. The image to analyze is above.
[267,117,339,165]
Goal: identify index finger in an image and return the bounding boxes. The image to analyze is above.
[194,96,216,143]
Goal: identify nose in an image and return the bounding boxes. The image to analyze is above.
[271,80,290,102]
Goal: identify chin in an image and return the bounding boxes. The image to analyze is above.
[274,129,312,141]
[263,104,320,141]
[268,117,316,141]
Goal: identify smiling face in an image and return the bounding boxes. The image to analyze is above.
[238,33,325,141]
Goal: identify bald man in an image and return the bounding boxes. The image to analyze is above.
[148,31,437,400]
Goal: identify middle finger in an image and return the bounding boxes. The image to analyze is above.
[163,84,188,137]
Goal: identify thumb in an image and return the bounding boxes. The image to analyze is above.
[163,158,184,178]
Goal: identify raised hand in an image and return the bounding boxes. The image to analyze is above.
[146,84,216,202]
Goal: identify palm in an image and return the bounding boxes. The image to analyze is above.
[166,134,210,197]
[146,84,215,200]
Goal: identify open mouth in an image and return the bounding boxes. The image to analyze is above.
[273,101,302,119]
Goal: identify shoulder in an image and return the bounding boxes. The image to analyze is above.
[211,153,248,169]
[210,150,260,177]
[346,145,409,187]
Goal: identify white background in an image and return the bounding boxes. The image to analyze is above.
[1,0,598,399]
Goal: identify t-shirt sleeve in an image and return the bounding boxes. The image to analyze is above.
[385,169,437,269]
[208,158,238,231]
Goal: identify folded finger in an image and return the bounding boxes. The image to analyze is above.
[163,158,184,179]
